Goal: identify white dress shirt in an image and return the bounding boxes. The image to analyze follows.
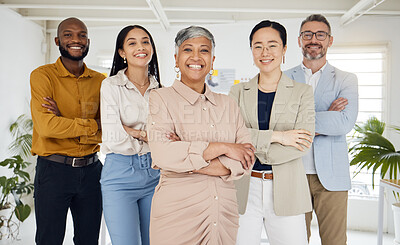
[100,68,159,155]
[300,62,327,174]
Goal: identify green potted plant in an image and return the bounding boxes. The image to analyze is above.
[349,116,400,243]
[0,114,34,240]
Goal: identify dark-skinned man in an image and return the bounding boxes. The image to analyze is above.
[30,17,105,245]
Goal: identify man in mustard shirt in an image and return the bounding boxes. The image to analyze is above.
[30,17,105,245]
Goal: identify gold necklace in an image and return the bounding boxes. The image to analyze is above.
[132,78,149,89]
[258,83,276,93]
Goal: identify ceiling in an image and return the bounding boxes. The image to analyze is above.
[2,0,400,31]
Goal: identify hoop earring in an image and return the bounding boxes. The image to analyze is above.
[209,69,214,75]
[123,57,127,64]
[174,66,180,79]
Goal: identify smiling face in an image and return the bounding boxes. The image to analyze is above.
[251,27,287,75]
[55,18,89,61]
[175,36,215,86]
[118,28,153,68]
[299,21,333,61]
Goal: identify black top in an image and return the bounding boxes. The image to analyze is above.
[253,89,276,171]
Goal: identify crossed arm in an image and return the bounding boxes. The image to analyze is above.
[147,91,255,179]
[30,71,101,143]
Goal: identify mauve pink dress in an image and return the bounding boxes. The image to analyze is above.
[147,80,252,245]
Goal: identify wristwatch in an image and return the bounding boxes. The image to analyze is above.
[140,130,147,139]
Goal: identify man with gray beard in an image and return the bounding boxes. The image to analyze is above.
[285,14,358,245]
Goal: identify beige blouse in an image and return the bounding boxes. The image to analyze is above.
[100,68,159,155]
[147,80,251,245]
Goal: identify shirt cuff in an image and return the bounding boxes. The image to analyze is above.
[80,119,99,136]
[218,155,250,181]
[188,141,210,170]
[256,130,272,152]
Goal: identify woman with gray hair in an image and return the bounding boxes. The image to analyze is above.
[147,26,255,244]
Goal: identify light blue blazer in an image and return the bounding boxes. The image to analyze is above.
[285,62,358,191]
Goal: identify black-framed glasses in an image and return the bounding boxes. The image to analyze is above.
[300,31,330,41]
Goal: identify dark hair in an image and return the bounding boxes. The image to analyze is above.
[249,20,287,47]
[110,25,161,87]
[300,14,331,34]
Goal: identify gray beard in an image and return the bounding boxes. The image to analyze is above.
[302,48,325,60]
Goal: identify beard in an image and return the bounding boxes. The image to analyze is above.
[302,43,326,60]
[59,45,89,61]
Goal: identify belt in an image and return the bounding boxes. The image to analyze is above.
[251,171,273,180]
[40,154,98,167]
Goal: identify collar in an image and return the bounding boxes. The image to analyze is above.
[244,72,294,90]
[301,61,328,76]
[172,79,217,106]
[110,68,159,90]
[55,57,92,78]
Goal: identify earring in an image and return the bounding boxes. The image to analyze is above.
[174,66,180,79]
[283,56,285,64]
[123,57,126,63]
[209,69,214,75]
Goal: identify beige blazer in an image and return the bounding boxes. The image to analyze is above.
[229,73,315,216]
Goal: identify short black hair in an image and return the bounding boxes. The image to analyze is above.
[300,14,331,34]
[249,20,287,47]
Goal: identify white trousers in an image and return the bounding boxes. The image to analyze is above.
[236,177,308,245]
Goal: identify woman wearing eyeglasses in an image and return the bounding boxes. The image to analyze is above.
[229,20,315,245]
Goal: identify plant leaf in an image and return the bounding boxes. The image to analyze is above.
[15,203,31,222]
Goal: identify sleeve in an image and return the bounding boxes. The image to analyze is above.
[255,85,315,165]
[78,131,102,144]
[30,69,99,139]
[100,81,138,153]
[228,83,274,161]
[147,90,210,173]
[218,100,252,181]
[315,73,359,135]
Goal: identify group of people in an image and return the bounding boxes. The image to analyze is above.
[30,13,358,245]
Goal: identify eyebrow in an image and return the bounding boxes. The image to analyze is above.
[62,30,87,34]
[302,30,327,33]
[126,37,150,42]
[253,40,280,45]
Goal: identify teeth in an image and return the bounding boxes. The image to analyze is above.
[188,65,202,69]
[261,59,272,63]
[135,54,147,57]
[70,47,81,50]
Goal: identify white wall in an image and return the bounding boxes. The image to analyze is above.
[0,8,46,160]
[0,7,46,243]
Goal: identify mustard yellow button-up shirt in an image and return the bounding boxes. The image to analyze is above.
[30,57,105,157]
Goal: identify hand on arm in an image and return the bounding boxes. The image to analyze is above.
[122,125,148,142]
[328,97,348,112]
[315,73,358,135]
[271,129,313,151]
[314,97,347,136]
[167,132,254,175]
[220,143,255,170]
[41,97,61,116]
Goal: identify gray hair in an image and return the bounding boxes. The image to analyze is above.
[174,26,215,56]
[300,14,331,35]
